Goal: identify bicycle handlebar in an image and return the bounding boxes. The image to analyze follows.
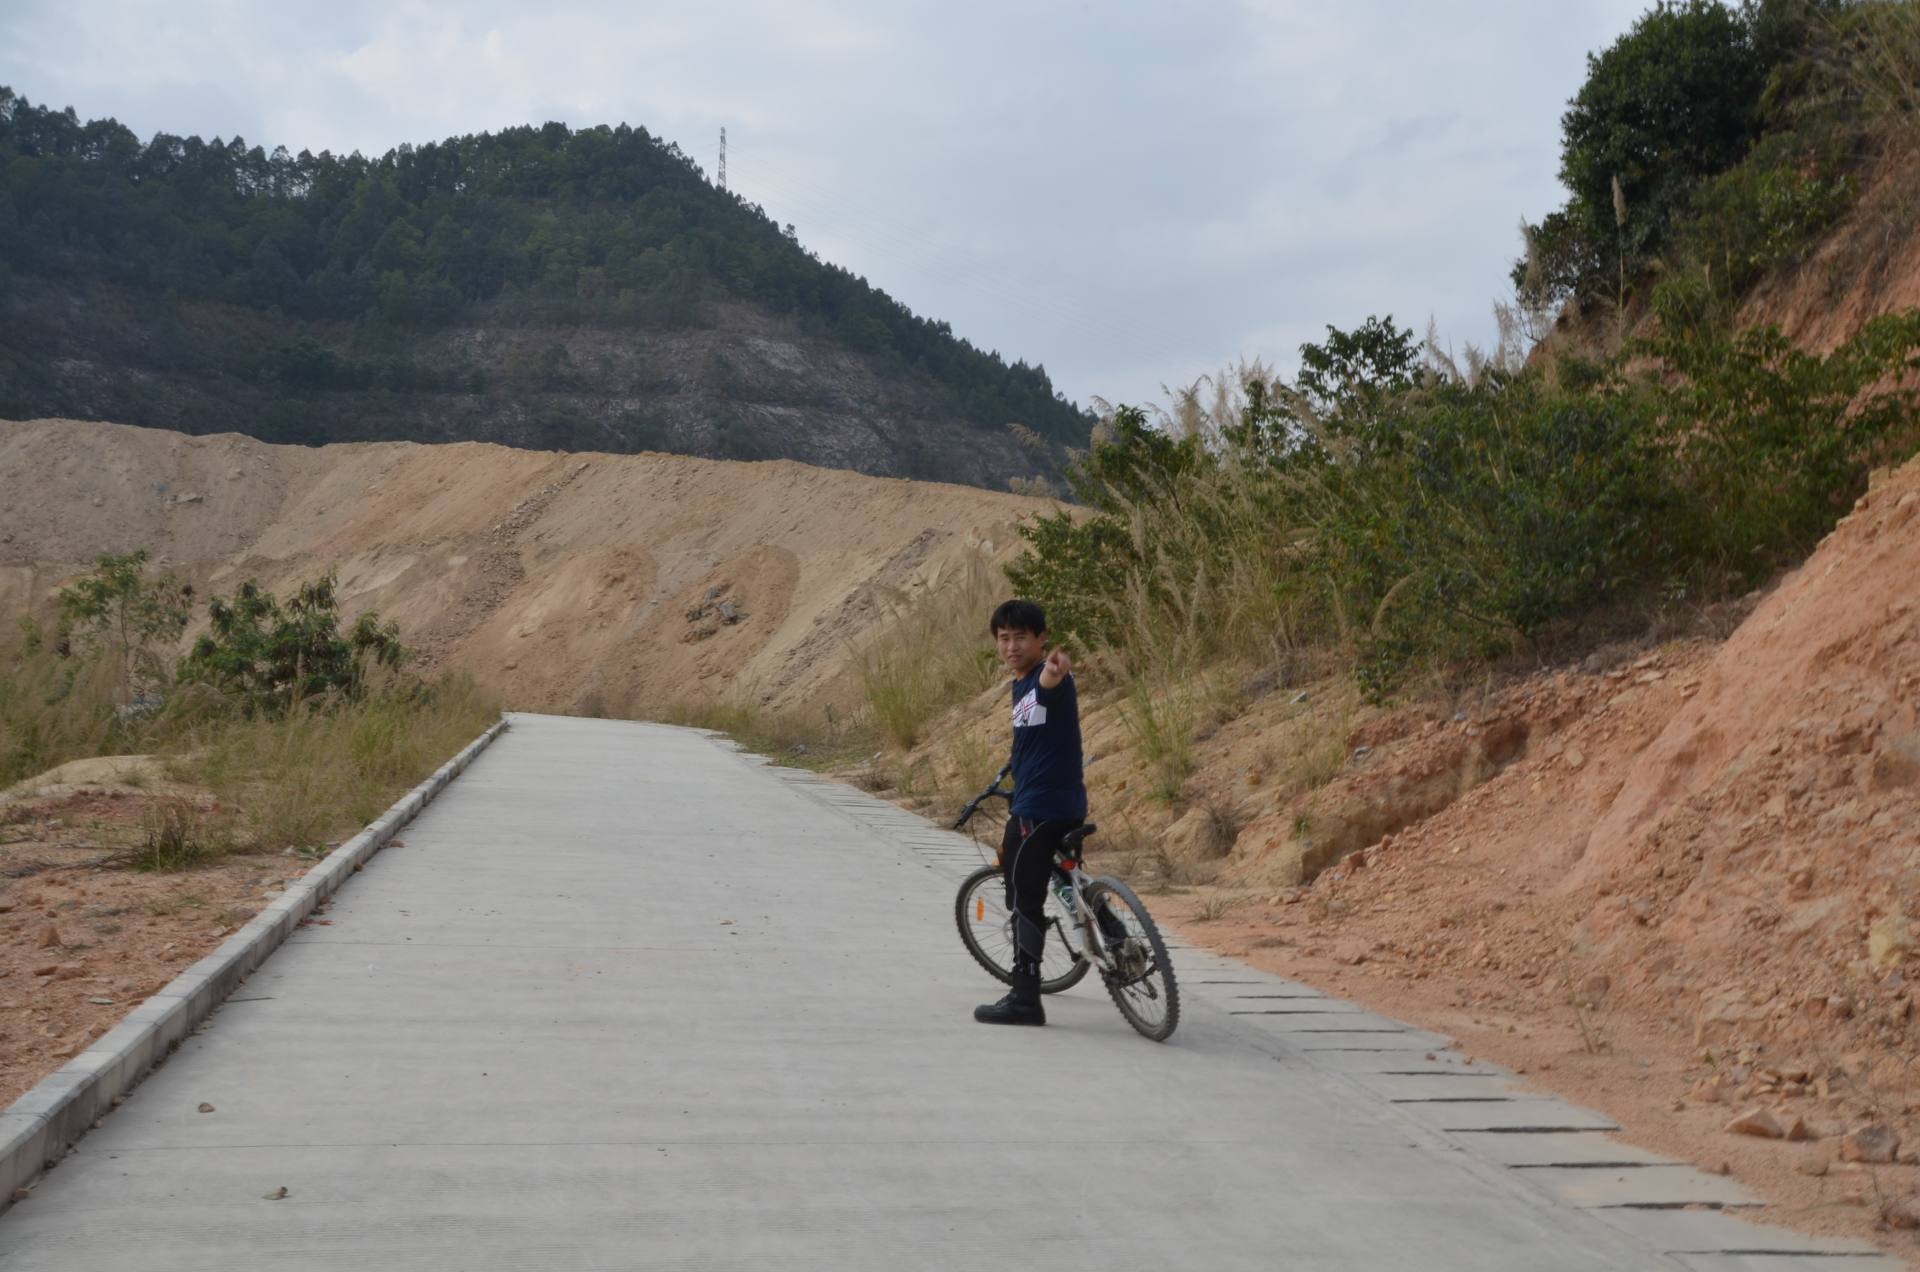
[952,763,1014,830]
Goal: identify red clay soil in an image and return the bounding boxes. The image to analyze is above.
[0,789,286,1106]
[1161,457,1920,1257]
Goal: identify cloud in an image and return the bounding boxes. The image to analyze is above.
[0,0,1649,411]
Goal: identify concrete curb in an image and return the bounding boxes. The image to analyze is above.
[0,715,510,1208]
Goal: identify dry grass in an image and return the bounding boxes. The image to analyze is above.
[653,698,863,770]
[1119,674,1197,804]
[1191,889,1251,923]
[859,556,1004,752]
[1825,1,1920,149]
[3,608,501,857]
[126,797,238,872]
[0,626,125,788]
[180,669,500,851]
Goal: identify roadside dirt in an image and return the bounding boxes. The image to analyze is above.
[880,454,1920,1258]
[0,766,297,1106]
[1161,460,1920,1259]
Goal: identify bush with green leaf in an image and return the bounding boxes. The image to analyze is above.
[1642,279,1920,579]
[1006,305,1920,702]
[55,550,193,706]
[1679,131,1855,294]
[177,575,407,714]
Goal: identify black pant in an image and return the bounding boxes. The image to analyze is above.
[1000,816,1081,972]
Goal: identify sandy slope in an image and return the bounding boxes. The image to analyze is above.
[0,418,1048,714]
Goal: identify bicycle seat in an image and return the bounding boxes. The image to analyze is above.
[1060,823,1097,853]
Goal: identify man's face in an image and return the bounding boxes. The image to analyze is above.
[995,626,1045,676]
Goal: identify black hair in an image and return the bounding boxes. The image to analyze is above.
[989,599,1047,636]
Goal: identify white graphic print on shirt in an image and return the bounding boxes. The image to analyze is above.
[1011,688,1048,729]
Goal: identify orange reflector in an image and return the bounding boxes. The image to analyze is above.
[975,897,985,922]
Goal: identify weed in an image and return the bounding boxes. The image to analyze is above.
[933,724,996,812]
[128,798,234,872]
[655,698,867,771]
[1192,890,1248,923]
[1119,675,1195,804]
[1196,790,1245,857]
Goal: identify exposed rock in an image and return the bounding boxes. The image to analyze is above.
[1163,807,1227,864]
[1725,1107,1784,1139]
[1867,913,1912,970]
[1332,941,1371,966]
[1840,1123,1899,1164]
[1869,731,1920,791]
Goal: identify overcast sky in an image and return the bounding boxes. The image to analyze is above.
[1,0,1649,413]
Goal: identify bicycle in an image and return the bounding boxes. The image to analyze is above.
[951,766,1180,1042]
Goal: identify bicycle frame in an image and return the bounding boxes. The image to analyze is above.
[1052,857,1112,966]
[955,777,1122,973]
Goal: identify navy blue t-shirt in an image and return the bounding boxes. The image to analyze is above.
[1008,666,1087,822]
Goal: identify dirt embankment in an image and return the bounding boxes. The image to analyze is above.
[0,418,1049,715]
[1206,459,1920,1252]
[883,455,1920,1255]
[1742,148,1920,354]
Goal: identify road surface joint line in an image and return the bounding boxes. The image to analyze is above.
[765,759,1745,1265]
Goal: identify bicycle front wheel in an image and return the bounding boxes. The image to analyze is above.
[954,865,1090,994]
[1084,876,1180,1041]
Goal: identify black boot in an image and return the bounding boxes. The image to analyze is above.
[974,965,1045,1026]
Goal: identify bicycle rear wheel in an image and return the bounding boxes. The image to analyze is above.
[954,865,1089,994]
[1084,877,1180,1041]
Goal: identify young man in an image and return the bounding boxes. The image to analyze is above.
[975,599,1086,1027]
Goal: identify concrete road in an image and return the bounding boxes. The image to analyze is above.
[0,715,1882,1269]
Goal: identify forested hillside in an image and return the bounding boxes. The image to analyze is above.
[0,90,1089,486]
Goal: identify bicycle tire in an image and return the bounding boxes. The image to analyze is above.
[953,865,1090,994]
[1084,876,1180,1041]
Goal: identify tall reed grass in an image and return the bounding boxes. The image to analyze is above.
[859,555,1004,751]
[0,625,125,788]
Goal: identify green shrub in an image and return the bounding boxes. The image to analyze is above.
[1642,284,1920,578]
[1005,306,1920,703]
[1522,0,1768,304]
[1680,133,1855,293]
[55,551,193,706]
[1308,373,1671,695]
[178,575,406,714]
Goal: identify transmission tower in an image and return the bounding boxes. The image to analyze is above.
[718,127,727,191]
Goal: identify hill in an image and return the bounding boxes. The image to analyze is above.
[0,417,1048,715]
[0,90,1090,488]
